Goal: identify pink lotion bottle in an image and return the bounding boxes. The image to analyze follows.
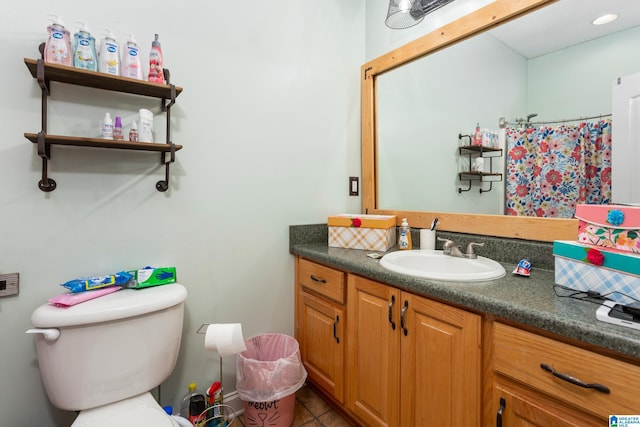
[45,15,72,66]
[472,123,482,146]
[147,34,165,84]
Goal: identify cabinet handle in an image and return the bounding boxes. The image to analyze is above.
[496,397,506,427]
[310,275,327,284]
[540,363,610,394]
[388,295,396,330]
[333,315,340,344]
[400,300,409,336]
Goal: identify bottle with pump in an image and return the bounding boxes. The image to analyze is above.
[398,218,412,250]
[98,29,120,76]
[73,22,97,71]
[120,33,143,80]
[45,15,72,66]
[147,34,165,84]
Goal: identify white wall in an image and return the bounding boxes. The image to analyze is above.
[0,1,363,425]
[377,33,527,214]
[528,25,640,119]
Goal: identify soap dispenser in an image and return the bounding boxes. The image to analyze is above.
[73,22,97,71]
[120,32,143,80]
[45,15,72,66]
[98,28,119,76]
[398,218,412,250]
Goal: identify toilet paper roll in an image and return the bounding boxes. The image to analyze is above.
[204,323,247,356]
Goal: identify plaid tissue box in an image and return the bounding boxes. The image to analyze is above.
[328,214,396,251]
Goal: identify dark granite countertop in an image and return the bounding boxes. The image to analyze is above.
[290,225,640,360]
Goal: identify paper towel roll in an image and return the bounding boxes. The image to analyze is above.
[204,323,247,356]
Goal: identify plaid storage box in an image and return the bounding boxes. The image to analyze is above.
[553,240,640,304]
[328,214,396,251]
[575,204,640,254]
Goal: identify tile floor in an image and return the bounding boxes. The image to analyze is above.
[238,384,353,427]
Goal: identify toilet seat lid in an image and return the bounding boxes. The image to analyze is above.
[72,400,178,427]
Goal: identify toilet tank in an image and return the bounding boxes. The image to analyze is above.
[29,283,187,411]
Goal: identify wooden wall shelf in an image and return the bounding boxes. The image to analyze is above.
[24,52,183,192]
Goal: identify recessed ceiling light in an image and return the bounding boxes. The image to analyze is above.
[592,13,619,26]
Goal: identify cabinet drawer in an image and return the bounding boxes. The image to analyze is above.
[493,322,640,420]
[298,259,345,304]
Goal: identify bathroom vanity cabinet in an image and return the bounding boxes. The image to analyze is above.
[295,257,481,426]
[488,322,640,426]
[293,254,640,427]
[295,258,346,403]
[346,274,481,427]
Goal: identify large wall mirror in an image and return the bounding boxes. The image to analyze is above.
[361,0,640,241]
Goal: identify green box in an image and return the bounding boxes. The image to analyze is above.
[127,267,177,288]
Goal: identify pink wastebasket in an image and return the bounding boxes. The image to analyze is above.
[236,334,307,427]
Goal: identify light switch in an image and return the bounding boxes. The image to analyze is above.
[349,177,359,196]
[0,273,19,297]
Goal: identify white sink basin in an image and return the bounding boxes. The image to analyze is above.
[379,250,506,282]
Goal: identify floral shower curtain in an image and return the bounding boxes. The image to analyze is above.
[505,119,612,218]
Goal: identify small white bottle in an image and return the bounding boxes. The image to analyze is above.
[98,29,119,76]
[129,121,138,142]
[101,113,113,139]
[120,33,143,80]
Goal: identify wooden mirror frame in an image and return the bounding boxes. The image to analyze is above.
[361,0,578,242]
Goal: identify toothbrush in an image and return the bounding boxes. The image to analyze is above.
[430,217,439,231]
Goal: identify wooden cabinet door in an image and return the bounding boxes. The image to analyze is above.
[298,290,345,403]
[401,293,482,427]
[346,275,401,427]
[493,383,600,427]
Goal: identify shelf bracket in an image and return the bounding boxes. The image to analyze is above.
[156,143,176,192]
[480,181,494,193]
[161,69,176,112]
[36,58,50,96]
[458,180,472,193]
[37,131,56,191]
[36,51,55,192]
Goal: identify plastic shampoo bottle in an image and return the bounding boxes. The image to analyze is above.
[45,15,72,66]
[120,33,143,80]
[73,22,97,71]
[101,112,113,139]
[98,29,119,76]
[147,34,165,84]
[398,218,412,250]
[178,383,198,417]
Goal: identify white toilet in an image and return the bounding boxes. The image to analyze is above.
[27,283,188,426]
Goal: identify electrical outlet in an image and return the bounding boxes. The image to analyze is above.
[0,273,19,297]
[349,177,359,196]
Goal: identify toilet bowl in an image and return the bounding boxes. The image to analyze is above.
[27,283,187,426]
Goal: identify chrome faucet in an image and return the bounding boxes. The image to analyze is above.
[438,238,485,259]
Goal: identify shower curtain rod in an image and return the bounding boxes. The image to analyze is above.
[498,113,612,128]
